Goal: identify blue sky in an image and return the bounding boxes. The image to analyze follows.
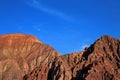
[0,0,120,54]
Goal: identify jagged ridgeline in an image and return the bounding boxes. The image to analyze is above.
[0,34,119,80]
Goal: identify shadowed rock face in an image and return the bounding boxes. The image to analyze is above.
[64,35,120,80]
[0,34,119,80]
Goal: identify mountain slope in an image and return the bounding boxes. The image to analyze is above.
[0,34,59,80]
[0,34,119,80]
[64,35,120,80]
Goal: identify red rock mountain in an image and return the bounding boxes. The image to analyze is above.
[0,34,119,80]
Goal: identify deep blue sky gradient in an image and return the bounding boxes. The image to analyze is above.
[0,0,120,54]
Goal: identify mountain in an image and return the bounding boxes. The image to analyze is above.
[64,35,120,80]
[0,34,119,80]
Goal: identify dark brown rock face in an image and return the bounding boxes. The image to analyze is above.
[64,35,120,80]
[0,34,119,80]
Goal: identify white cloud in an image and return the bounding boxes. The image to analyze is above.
[25,0,73,21]
[80,44,89,50]
[32,24,41,32]
[82,44,89,49]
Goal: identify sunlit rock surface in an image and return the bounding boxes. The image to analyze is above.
[0,34,119,80]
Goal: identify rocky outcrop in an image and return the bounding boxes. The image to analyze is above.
[0,34,119,80]
[0,34,59,80]
[64,35,120,80]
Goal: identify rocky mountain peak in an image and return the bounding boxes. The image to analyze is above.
[0,34,119,80]
[0,34,41,46]
[0,34,59,80]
